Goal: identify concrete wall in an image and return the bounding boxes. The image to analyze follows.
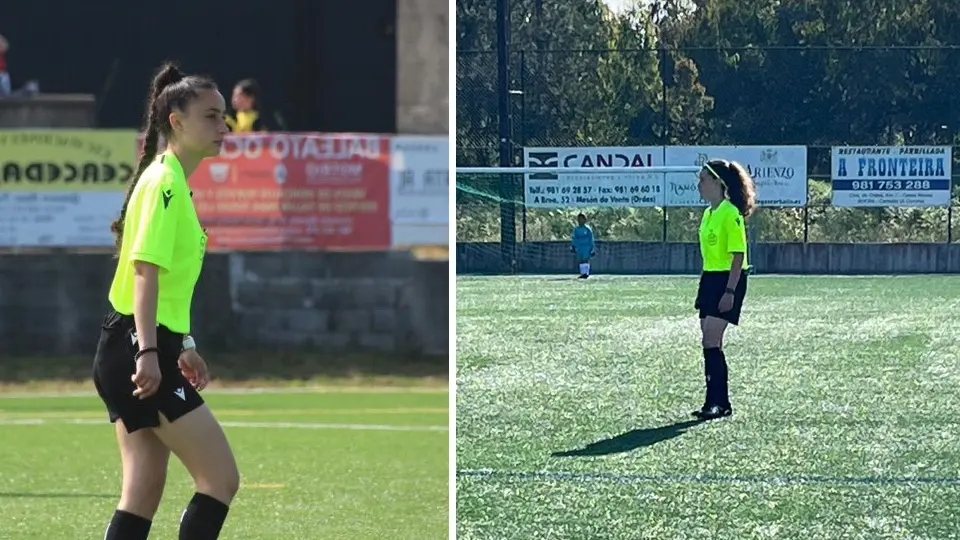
[0,95,96,128]
[396,0,448,134]
[457,241,960,275]
[0,251,447,358]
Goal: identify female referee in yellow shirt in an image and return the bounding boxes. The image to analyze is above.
[692,159,757,420]
[93,62,238,540]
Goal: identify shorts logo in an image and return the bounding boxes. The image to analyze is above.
[174,387,186,401]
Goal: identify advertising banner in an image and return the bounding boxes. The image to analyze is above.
[190,133,391,250]
[522,146,666,208]
[831,146,952,207]
[390,135,448,245]
[664,145,808,206]
[521,145,807,208]
[0,130,135,246]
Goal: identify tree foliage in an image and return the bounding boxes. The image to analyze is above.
[455,0,960,244]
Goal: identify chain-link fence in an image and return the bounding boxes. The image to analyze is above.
[456,46,960,244]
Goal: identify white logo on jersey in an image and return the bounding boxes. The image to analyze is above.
[174,388,186,401]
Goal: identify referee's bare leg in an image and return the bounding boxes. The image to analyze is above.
[109,421,170,537]
[701,316,727,350]
[153,405,240,539]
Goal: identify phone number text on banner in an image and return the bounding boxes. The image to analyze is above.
[831,146,952,207]
[523,147,666,208]
[191,133,391,250]
[0,130,135,247]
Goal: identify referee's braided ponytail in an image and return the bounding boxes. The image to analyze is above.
[110,62,219,254]
[111,62,184,252]
[709,159,757,219]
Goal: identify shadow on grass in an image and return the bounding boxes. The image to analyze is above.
[552,419,706,457]
[0,350,448,389]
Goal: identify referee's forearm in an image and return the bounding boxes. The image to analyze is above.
[727,254,744,288]
[132,262,159,350]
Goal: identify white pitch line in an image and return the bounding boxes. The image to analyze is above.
[219,420,447,432]
[0,418,447,432]
[0,386,448,400]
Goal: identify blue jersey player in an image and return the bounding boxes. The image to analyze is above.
[570,213,596,279]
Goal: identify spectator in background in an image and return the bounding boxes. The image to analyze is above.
[0,33,10,97]
[225,79,267,132]
[570,213,596,279]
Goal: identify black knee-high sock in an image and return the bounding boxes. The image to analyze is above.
[105,509,152,540]
[704,347,731,408]
[702,347,718,407]
[715,348,731,409]
[179,493,230,540]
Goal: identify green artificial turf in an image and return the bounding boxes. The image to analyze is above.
[456,275,960,540]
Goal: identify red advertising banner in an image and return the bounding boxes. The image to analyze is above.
[188,133,391,250]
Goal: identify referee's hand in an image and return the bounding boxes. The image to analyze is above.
[718,292,735,313]
[178,349,210,392]
[132,352,162,399]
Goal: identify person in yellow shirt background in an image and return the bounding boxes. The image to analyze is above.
[691,159,756,420]
[225,78,268,133]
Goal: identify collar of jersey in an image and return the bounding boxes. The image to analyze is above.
[706,199,733,218]
[158,150,187,183]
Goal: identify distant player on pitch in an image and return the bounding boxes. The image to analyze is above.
[570,213,596,279]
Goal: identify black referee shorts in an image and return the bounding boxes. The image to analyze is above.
[695,270,748,326]
[92,310,204,433]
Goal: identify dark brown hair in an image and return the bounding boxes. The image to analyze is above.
[235,78,260,109]
[110,62,218,251]
[706,159,757,218]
